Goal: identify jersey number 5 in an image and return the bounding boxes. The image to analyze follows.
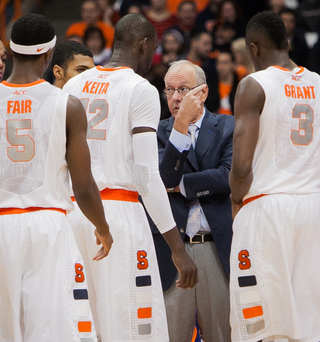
[6,119,35,162]
[81,98,109,140]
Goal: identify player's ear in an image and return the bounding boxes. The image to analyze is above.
[53,65,64,80]
[139,37,148,55]
[250,42,259,57]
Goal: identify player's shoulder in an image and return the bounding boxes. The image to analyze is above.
[132,73,158,96]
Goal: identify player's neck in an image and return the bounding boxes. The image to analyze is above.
[104,51,138,72]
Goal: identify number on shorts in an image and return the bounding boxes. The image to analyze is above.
[238,250,251,270]
[137,250,149,270]
[6,119,35,162]
[80,98,109,140]
[291,104,313,145]
[75,263,85,282]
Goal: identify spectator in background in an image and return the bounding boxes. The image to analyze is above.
[65,0,114,49]
[216,0,246,38]
[196,0,224,33]
[97,0,120,26]
[149,29,184,120]
[279,8,309,67]
[145,0,178,40]
[267,0,286,13]
[297,0,320,32]
[216,49,238,115]
[83,26,112,65]
[170,0,198,53]
[126,3,145,14]
[0,38,7,82]
[185,30,218,82]
[166,0,208,15]
[231,37,253,80]
[213,20,236,50]
[52,40,95,89]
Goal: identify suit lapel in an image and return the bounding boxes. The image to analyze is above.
[195,109,219,159]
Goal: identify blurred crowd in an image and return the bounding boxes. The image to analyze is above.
[9,0,320,118]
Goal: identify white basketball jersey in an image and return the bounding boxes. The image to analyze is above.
[0,80,73,210]
[63,66,160,192]
[245,66,320,200]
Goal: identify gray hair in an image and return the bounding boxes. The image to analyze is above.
[165,60,207,84]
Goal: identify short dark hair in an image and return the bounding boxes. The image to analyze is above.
[83,26,106,50]
[114,14,156,47]
[11,13,55,62]
[246,11,287,50]
[52,40,93,71]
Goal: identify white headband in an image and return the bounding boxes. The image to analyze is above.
[10,35,56,55]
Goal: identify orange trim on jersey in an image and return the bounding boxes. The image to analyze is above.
[0,207,67,216]
[71,188,139,203]
[137,307,152,319]
[295,67,305,74]
[243,305,263,319]
[272,65,305,74]
[2,79,46,87]
[96,66,131,72]
[243,194,267,206]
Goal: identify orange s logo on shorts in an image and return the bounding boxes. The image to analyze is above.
[137,250,149,270]
[75,263,85,282]
[238,250,251,270]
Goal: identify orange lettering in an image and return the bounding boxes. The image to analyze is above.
[303,86,311,99]
[75,263,85,282]
[284,84,290,97]
[82,81,92,93]
[101,83,109,94]
[137,250,149,270]
[91,82,98,93]
[238,249,251,270]
[297,86,303,99]
[310,86,315,99]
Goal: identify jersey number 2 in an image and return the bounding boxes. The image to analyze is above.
[81,98,109,140]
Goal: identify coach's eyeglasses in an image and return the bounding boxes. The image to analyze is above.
[163,85,201,97]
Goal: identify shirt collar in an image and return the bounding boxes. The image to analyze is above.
[192,107,205,130]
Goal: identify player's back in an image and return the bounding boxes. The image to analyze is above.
[63,66,160,192]
[0,80,73,210]
[245,66,320,200]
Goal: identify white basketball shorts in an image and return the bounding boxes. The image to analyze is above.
[230,193,320,342]
[68,190,169,342]
[0,208,97,342]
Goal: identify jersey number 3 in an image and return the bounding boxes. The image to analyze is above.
[291,104,313,146]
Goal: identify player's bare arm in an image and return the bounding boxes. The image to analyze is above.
[229,76,265,218]
[66,95,113,260]
[132,126,198,289]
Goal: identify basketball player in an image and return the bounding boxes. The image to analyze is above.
[0,37,7,81]
[0,13,112,342]
[52,39,95,89]
[63,13,198,341]
[229,11,320,342]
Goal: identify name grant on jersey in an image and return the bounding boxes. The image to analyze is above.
[7,100,32,114]
[82,81,109,94]
[284,85,315,99]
